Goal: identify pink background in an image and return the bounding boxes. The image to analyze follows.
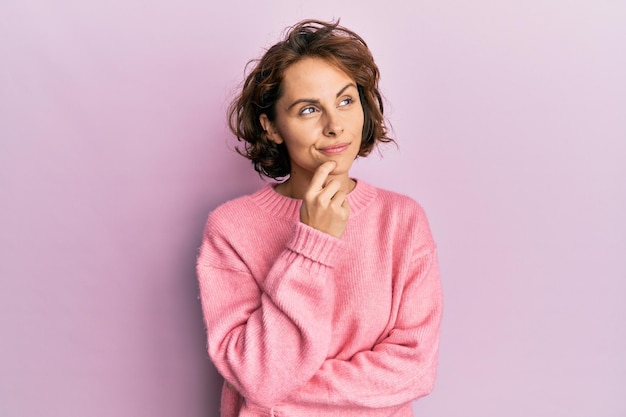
[1,1,625,416]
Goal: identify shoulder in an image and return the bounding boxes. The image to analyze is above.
[208,192,257,221]
[367,182,429,220]
[203,185,272,234]
[359,181,435,252]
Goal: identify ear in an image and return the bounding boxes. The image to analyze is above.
[259,114,283,144]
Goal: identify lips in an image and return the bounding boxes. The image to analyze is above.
[318,143,351,155]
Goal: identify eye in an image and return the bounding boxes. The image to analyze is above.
[339,97,354,107]
[299,106,318,115]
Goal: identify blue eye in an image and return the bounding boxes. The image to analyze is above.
[300,106,317,115]
[339,97,353,107]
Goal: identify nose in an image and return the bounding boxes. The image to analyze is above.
[322,111,343,137]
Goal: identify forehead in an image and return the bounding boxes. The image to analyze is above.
[279,57,355,99]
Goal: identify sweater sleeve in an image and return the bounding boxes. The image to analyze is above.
[284,247,443,409]
[197,217,344,408]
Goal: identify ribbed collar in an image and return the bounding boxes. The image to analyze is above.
[250,179,378,220]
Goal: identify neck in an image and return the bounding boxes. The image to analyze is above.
[276,169,355,199]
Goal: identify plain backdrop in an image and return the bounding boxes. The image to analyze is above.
[1,1,625,416]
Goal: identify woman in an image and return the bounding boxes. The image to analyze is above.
[197,19,443,417]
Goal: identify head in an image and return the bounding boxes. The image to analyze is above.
[228,19,393,180]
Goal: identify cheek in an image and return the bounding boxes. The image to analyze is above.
[281,121,318,146]
[350,106,365,129]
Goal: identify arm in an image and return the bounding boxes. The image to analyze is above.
[197,220,343,408]
[198,162,351,408]
[285,247,443,409]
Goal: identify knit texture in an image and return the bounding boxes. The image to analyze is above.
[197,180,443,417]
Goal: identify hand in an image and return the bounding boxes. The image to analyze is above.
[300,161,350,238]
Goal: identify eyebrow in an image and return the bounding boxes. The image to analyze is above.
[286,83,357,111]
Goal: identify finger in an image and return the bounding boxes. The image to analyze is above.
[330,189,348,207]
[318,179,341,203]
[308,161,337,194]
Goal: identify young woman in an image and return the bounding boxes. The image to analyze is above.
[197,19,443,417]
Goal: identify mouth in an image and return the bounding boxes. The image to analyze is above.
[317,142,351,155]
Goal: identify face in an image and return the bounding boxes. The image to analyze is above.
[260,57,364,180]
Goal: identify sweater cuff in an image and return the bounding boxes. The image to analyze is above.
[287,222,345,267]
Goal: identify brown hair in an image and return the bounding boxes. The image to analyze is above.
[228,19,394,179]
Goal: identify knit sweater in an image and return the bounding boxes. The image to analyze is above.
[197,179,443,417]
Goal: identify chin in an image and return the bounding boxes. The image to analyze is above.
[329,162,354,175]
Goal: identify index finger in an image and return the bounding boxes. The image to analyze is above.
[309,161,337,193]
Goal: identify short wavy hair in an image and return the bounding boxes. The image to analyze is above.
[228,19,394,180]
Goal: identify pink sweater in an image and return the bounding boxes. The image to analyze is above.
[197,180,443,417]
